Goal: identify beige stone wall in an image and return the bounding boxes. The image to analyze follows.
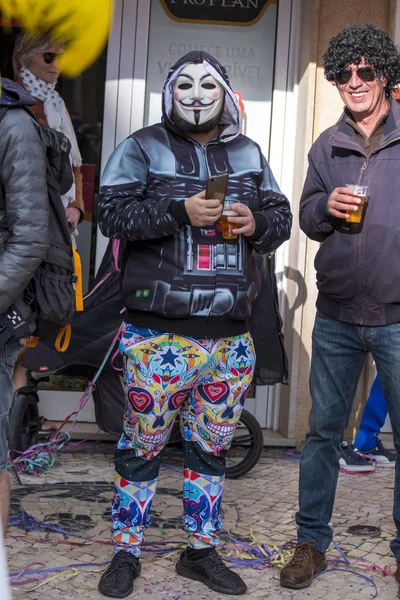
[284,0,393,444]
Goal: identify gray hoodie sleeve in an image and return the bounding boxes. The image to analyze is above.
[98,137,182,241]
[299,147,340,242]
[0,109,49,314]
[247,154,292,254]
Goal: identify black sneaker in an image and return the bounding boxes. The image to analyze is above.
[360,438,397,468]
[176,548,247,595]
[98,551,141,598]
[339,441,375,472]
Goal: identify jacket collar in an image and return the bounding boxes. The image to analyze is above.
[328,96,400,154]
[0,78,37,108]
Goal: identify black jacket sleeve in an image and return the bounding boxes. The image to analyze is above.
[247,153,292,254]
[98,137,184,241]
[0,109,49,314]
[299,146,340,242]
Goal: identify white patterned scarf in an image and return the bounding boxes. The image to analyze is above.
[20,67,82,208]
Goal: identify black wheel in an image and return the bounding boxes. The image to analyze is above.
[8,389,40,454]
[225,408,264,479]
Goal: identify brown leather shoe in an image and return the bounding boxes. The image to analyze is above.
[396,562,400,584]
[280,541,327,589]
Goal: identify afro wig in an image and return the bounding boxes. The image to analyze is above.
[323,24,400,95]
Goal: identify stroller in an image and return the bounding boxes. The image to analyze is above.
[8,241,285,479]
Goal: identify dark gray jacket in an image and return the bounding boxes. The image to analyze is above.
[0,79,49,314]
[99,51,291,339]
[300,97,400,326]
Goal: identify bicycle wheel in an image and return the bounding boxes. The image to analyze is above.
[225,408,264,479]
[8,388,40,454]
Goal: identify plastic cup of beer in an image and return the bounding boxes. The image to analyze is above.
[345,184,368,223]
[220,199,238,240]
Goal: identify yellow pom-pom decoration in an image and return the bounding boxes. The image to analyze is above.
[0,0,113,76]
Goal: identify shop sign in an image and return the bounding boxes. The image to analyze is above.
[160,0,274,26]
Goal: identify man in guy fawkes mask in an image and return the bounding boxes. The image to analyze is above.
[171,62,225,133]
[98,52,292,598]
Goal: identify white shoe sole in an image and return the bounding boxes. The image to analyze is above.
[339,465,375,472]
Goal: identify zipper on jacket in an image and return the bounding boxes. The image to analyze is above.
[354,158,367,324]
[359,159,367,180]
[356,233,363,325]
[200,145,209,176]
[191,139,219,319]
[353,136,400,323]
[357,134,400,187]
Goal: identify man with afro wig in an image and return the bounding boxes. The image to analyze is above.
[280,23,400,591]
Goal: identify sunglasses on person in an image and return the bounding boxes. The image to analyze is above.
[42,52,60,64]
[335,66,377,85]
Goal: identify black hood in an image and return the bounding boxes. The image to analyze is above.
[0,78,37,108]
[166,51,231,87]
[162,51,241,142]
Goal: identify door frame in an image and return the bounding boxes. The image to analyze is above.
[95,0,150,270]
[266,0,302,433]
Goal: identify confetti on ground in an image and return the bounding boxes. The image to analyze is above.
[6,445,400,599]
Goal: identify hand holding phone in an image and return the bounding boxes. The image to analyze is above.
[206,173,228,205]
[184,173,228,227]
[184,190,223,227]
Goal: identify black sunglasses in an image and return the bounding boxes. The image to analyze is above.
[42,52,59,64]
[335,66,377,85]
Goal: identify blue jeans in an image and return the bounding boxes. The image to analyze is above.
[354,375,388,451]
[0,341,20,471]
[296,313,400,559]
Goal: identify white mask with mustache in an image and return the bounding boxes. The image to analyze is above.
[172,63,224,126]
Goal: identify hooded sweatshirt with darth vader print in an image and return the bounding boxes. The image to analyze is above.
[98,51,292,339]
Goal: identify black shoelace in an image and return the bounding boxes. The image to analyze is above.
[107,552,139,575]
[286,542,315,568]
[201,552,229,575]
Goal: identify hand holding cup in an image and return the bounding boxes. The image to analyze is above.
[327,185,368,222]
[225,202,256,238]
[185,190,223,227]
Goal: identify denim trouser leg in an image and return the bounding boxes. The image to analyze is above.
[354,375,388,452]
[296,314,366,552]
[370,324,400,560]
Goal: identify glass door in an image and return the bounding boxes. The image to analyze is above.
[144,0,278,161]
[127,0,284,428]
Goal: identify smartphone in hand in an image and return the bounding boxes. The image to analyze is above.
[206,172,228,205]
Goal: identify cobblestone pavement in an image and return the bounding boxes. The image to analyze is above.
[6,444,400,599]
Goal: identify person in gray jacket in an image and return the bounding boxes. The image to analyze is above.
[280,24,400,590]
[0,78,48,534]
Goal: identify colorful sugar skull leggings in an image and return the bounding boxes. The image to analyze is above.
[112,323,256,555]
